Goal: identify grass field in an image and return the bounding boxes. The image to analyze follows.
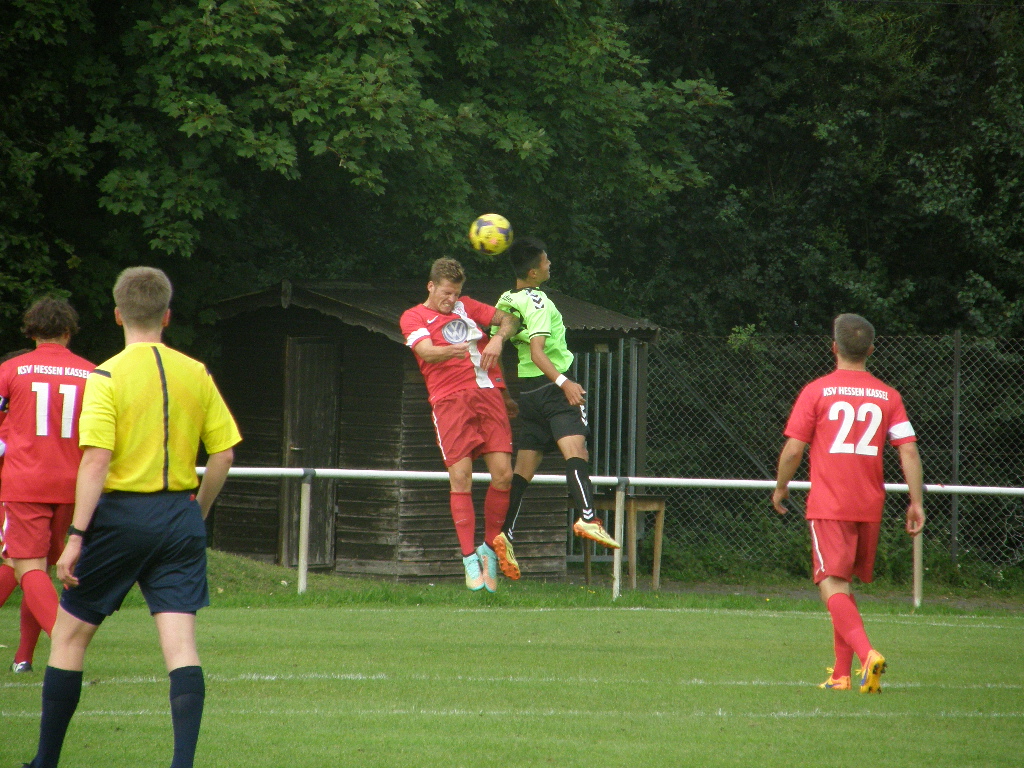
[2,554,1022,768]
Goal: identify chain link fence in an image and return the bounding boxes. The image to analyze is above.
[642,331,1024,580]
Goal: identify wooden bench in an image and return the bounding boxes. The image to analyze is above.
[583,494,666,590]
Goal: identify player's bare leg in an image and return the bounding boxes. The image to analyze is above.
[477,452,512,590]
[494,450,545,579]
[446,457,484,590]
[14,556,59,636]
[156,612,206,768]
[27,608,98,768]
[818,576,885,692]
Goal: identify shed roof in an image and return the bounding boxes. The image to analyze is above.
[215,280,659,345]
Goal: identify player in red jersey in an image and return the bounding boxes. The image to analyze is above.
[0,300,93,673]
[400,258,521,592]
[773,314,924,693]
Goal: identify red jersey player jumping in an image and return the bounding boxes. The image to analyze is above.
[0,298,94,673]
[773,313,924,693]
[400,258,521,592]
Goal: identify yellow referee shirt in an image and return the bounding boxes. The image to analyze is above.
[79,342,241,493]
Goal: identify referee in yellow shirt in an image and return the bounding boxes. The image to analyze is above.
[24,267,241,768]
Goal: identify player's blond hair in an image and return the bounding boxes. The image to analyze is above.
[833,313,874,362]
[429,258,465,285]
[113,267,173,328]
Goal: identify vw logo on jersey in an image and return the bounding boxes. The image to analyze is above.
[442,318,469,344]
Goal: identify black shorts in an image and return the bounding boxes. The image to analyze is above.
[515,375,590,452]
[61,490,210,626]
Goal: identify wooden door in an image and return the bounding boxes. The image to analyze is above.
[280,337,339,567]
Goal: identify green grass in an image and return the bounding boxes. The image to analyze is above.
[2,552,1022,767]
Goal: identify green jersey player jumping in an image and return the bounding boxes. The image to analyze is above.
[491,236,620,580]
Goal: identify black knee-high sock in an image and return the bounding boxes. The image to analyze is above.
[502,473,530,539]
[566,457,595,520]
[33,666,83,768]
[169,665,205,768]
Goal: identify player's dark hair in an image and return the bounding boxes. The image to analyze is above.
[21,296,79,340]
[506,236,547,280]
[429,257,465,285]
[833,313,874,362]
[114,266,173,328]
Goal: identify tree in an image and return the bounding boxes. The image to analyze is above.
[622,0,1024,335]
[0,0,727,354]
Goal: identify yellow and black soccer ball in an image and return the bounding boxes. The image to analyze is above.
[468,213,513,256]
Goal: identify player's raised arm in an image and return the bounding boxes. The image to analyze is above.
[528,335,586,407]
[479,308,520,371]
[411,337,470,363]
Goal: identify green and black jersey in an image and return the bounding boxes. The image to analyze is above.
[495,287,574,378]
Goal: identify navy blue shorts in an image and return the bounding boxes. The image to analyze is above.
[61,490,210,626]
[516,376,590,452]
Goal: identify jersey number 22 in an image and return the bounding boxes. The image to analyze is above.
[828,400,881,456]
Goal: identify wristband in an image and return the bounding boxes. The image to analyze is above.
[555,374,568,388]
[68,525,88,538]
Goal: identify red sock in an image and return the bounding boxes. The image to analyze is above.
[19,568,58,635]
[15,599,43,665]
[0,563,17,606]
[483,486,510,547]
[450,492,476,557]
[827,593,872,667]
[832,625,854,679]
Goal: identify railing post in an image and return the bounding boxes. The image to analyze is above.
[950,330,962,564]
[612,478,627,600]
[913,533,923,609]
[297,468,315,595]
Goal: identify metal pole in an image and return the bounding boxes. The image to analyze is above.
[628,339,638,481]
[912,534,923,609]
[612,479,626,600]
[297,468,314,595]
[592,351,601,472]
[950,330,962,564]
[616,339,625,477]
[603,349,612,476]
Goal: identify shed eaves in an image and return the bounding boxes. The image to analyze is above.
[215,280,660,345]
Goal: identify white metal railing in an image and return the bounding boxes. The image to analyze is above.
[201,467,1024,604]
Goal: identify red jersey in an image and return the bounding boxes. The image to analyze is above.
[400,296,506,404]
[0,343,94,503]
[784,368,916,522]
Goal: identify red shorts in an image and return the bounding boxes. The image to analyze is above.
[431,388,513,467]
[1,501,74,562]
[808,519,880,584]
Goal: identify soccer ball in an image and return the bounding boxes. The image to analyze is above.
[468,213,513,256]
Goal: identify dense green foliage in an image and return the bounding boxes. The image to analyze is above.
[624,0,1024,334]
[1,1,1022,352]
[0,0,724,355]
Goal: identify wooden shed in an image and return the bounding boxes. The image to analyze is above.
[210,280,659,582]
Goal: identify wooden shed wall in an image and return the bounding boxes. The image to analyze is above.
[211,311,290,561]
[386,352,570,582]
[333,331,404,573]
[212,305,576,582]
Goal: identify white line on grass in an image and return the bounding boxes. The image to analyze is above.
[2,706,1022,720]
[442,606,1023,630]
[229,605,1023,630]
[3,671,1019,692]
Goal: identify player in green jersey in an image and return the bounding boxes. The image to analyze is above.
[492,237,620,579]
